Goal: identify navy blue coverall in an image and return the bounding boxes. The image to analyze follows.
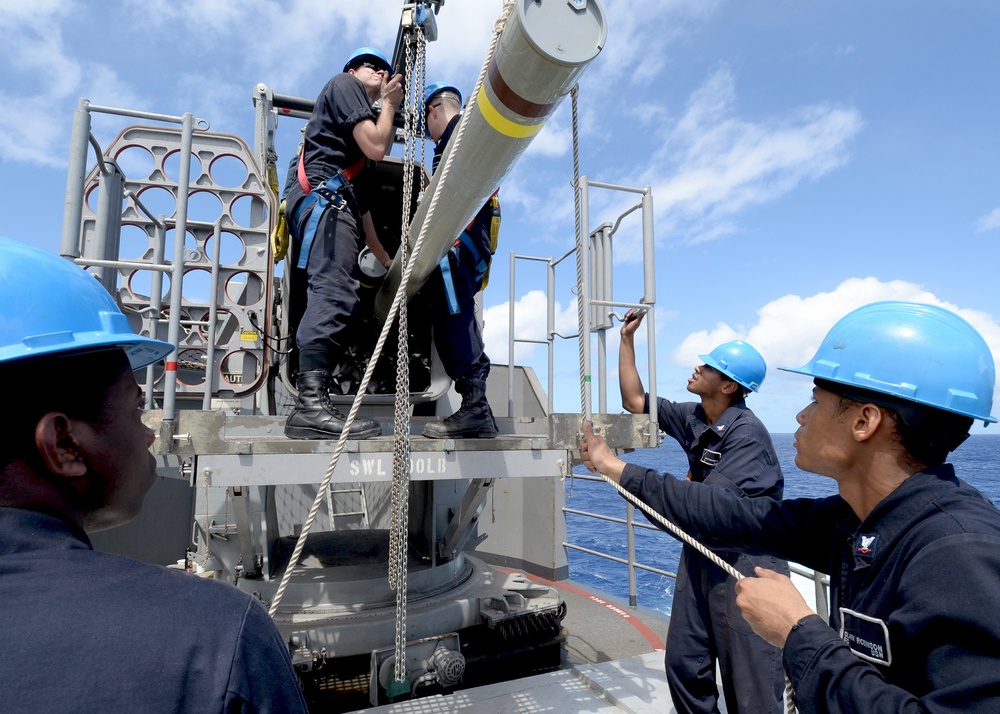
[426,114,495,384]
[0,509,308,713]
[647,394,788,714]
[619,461,1000,713]
[284,72,375,374]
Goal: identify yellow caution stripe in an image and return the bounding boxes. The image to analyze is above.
[477,85,544,139]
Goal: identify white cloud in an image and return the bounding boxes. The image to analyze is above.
[588,0,720,92]
[525,118,573,158]
[676,277,933,366]
[670,277,1000,415]
[482,290,578,364]
[975,208,1000,234]
[647,66,863,245]
[0,0,505,169]
[0,0,81,166]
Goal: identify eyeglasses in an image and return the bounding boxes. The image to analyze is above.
[359,61,386,73]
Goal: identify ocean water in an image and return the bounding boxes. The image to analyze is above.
[565,433,1000,616]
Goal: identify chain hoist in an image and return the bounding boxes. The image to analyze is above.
[387,22,428,690]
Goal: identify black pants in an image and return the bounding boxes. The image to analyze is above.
[427,238,491,383]
[665,547,788,714]
[292,203,363,371]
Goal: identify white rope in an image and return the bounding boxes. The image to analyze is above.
[593,470,798,712]
[568,58,797,714]
[597,472,742,580]
[569,85,589,420]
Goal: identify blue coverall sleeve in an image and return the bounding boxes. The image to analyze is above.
[651,395,689,443]
[786,535,1000,713]
[224,598,309,713]
[619,462,841,573]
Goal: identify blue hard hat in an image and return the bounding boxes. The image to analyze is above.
[780,301,997,424]
[0,238,172,370]
[424,82,462,109]
[422,82,462,139]
[343,47,391,74]
[699,340,767,393]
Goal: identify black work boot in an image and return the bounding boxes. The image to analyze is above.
[285,371,382,440]
[422,378,498,439]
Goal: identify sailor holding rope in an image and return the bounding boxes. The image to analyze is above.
[582,301,1000,712]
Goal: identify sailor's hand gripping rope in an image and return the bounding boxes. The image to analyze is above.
[579,419,803,713]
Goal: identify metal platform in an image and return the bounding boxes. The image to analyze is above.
[145,411,651,486]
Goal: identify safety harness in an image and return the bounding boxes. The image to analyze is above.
[438,191,500,314]
[292,151,366,269]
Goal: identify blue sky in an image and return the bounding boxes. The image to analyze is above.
[2,0,999,434]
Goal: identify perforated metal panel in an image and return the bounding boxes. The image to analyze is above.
[80,125,274,399]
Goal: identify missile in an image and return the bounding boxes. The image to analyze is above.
[374,0,607,322]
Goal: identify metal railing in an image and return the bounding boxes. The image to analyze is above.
[562,472,832,620]
[506,176,659,445]
[61,98,235,427]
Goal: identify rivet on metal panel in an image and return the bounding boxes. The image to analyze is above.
[567,0,588,10]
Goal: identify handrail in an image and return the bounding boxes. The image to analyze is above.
[564,471,831,620]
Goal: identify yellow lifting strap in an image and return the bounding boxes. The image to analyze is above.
[270,200,289,262]
[480,193,501,290]
[267,151,290,262]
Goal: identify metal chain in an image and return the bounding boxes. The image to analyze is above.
[384,0,514,679]
[389,32,415,593]
[388,25,427,684]
[268,31,422,617]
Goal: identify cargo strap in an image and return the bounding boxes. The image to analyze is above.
[481,192,501,289]
[438,230,490,315]
[293,156,365,270]
[437,191,500,314]
[270,199,289,261]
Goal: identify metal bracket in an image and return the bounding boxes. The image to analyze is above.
[230,485,262,578]
[437,478,493,560]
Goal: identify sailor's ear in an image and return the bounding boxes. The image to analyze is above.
[851,403,884,444]
[34,413,88,478]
